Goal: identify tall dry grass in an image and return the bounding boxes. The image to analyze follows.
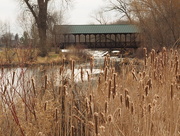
[0,48,179,136]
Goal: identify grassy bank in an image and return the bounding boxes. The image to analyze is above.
[0,48,179,136]
[0,47,91,67]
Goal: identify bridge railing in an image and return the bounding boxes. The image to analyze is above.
[58,41,140,49]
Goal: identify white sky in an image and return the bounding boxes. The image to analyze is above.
[0,0,116,34]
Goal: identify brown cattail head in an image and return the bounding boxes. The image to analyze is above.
[120,94,123,104]
[145,85,149,96]
[107,114,113,123]
[62,58,65,68]
[55,108,58,122]
[87,71,90,82]
[104,66,108,81]
[112,73,117,98]
[94,112,99,135]
[71,60,75,80]
[175,60,179,75]
[71,126,74,136]
[31,78,36,96]
[98,75,101,85]
[89,94,92,102]
[170,83,174,100]
[104,56,107,69]
[81,67,83,82]
[151,49,155,64]
[148,103,152,113]
[143,48,147,66]
[90,56,94,73]
[85,97,89,112]
[124,88,129,98]
[44,101,47,111]
[131,102,134,114]
[125,95,130,109]
[44,75,47,90]
[12,71,15,85]
[105,101,108,114]
[108,80,112,99]
[146,78,152,89]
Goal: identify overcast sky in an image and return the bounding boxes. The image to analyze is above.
[0,0,115,34]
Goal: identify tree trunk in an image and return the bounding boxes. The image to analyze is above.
[37,0,48,57]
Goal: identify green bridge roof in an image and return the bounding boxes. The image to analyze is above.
[54,24,140,35]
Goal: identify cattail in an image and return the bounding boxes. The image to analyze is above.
[31,78,36,96]
[125,95,130,109]
[145,85,149,96]
[124,88,129,98]
[148,103,152,113]
[163,52,167,66]
[142,94,146,101]
[85,97,89,112]
[94,112,99,135]
[44,101,47,111]
[105,101,108,114]
[146,78,152,89]
[62,58,65,68]
[90,56,94,73]
[108,80,112,99]
[55,108,58,122]
[153,70,157,80]
[132,70,138,81]
[170,83,174,100]
[107,114,113,123]
[44,75,47,90]
[151,49,155,64]
[81,67,83,82]
[87,71,90,82]
[89,102,93,115]
[143,71,146,78]
[104,66,108,81]
[71,60,75,80]
[155,57,158,69]
[113,73,117,98]
[120,94,123,104]
[3,85,7,95]
[131,102,134,114]
[98,75,101,85]
[116,108,121,117]
[143,47,147,56]
[175,60,179,75]
[71,126,75,136]
[143,48,147,66]
[104,56,107,68]
[89,94,92,102]
[12,71,15,85]
[59,66,64,75]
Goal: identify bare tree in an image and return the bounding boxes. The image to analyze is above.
[20,0,71,56]
[131,0,180,48]
[91,9,109,24]
[107,0,133,22]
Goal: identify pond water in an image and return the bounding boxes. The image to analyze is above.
[0,49,122,94]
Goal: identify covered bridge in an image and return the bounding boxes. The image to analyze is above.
[54,24,140,49]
